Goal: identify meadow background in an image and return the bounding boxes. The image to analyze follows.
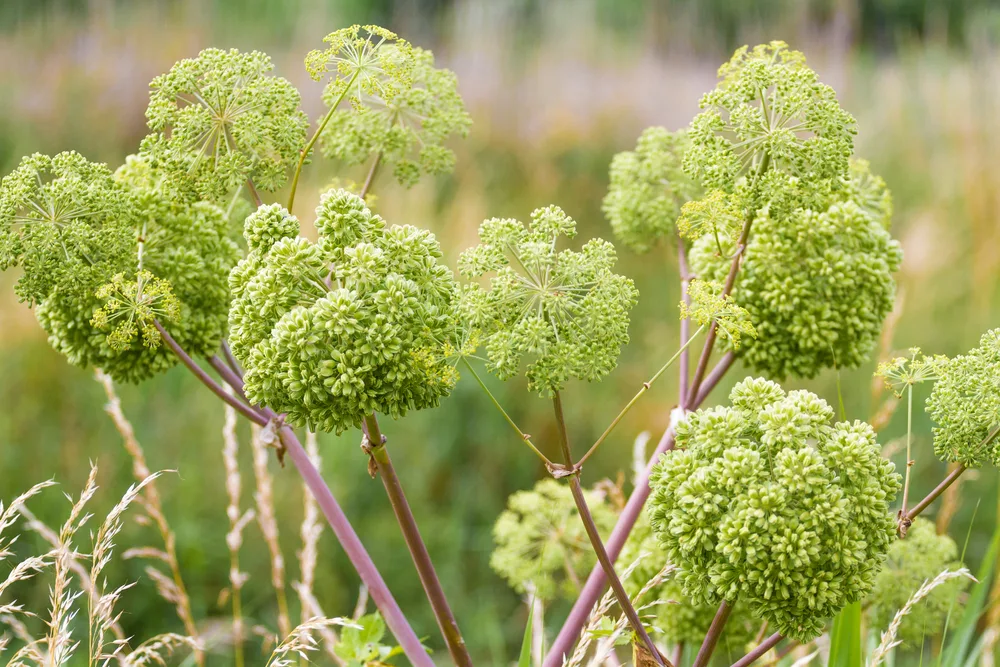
[2,0,1000,663]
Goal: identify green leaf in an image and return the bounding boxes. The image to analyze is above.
[829,601,862,667]
[518,601,534,667]
[939,521,1000,667]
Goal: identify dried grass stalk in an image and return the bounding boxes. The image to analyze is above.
[251,423,291,637]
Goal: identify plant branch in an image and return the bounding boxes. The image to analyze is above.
[278,426,435,667]
[462,358,553,466]
[576,325,705,469]
[361,414,473,667]
[543,354,734,667]
[158,325,433,667]
[287,70,360,213]
[900,385,914,516]
[678,236,693,406]
[359,153,382,199]
[691,601,732,667]
[731,632,783,667]
[899,464,968,535]
[246,178,262,208]
[221,339,243,377]
[552,393,665,667]
[154,321,267,426]
[209,355,250,402]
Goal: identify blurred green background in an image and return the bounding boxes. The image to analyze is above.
[2,0,1000,664]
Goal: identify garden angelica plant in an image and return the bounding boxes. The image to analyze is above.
[1,25,998,667]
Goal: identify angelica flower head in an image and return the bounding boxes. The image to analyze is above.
[679,279,756,349]
[676,189,742,255]
[867,518,969,647]
[490,479,615,602]
[926,329,1000,468]
[602,127,698,254]
[648,377,901,641]
[0,151,133,305]
[684,41,856,192]
[458,206,639,396]
[143,48,308,200]
[308,25,471,187]
[875,347,947,398]
[228,191,460,433]
[91,270,180,351]
[690,165,902,379]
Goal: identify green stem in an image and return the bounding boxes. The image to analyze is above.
[359,153,382,199]
[462,358,552,466]
[286,70,360,213]
[576,324,705,469]
[900,384,913,516]
[362,414,474,667]
[551,393,665,667]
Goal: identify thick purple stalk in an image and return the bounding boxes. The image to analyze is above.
[158,325,433,667]
[363,415,473,667]
[731,633,783,667]
[691,601,732,667]
[543,354,733,667]
[279,427,435,667]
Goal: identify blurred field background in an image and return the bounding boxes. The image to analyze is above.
[2,0,1000,663]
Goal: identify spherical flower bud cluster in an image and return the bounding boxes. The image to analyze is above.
[491,479,615,602]
[684,41,856,191]
[458,206,638,396]
[926,328,1000,468]
[143,48,308,200]
[867,518,968,647]
[690,164,902,379]
[0,151,133,305]
[1,153,239,383]
[618,514,754,647]
[648,377,901,641]
[307,25,471,187]
[602,128,698,254]
[228,190,460,433]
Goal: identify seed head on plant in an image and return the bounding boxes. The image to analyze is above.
[875,347,947,398]
[228,190,461,433]
[142,48,308,200]
[679,279,756,349]
[308,25,471,187]
[690,172,902,379]
[684,41,856,192]
[648,377,901,642]
[602,127,698,253]
[926,328,1000,467]
[867,518,969,647]
[491,479,615,602]
[91,270,180,351]
[458,205,638,396]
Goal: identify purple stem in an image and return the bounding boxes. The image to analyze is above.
[542,353,733,667]
[731,632,783,667]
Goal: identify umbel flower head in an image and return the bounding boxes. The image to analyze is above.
[648,377,901,642]
[602,127,699,254]
[307,25,471,187]
[490,479,615,602]
[926,328,1000,468]
[680,279,756,349]
[0,151,133,305]
[618,513,755,647]
[684,41,856,192]
[690,162,902,379]
[458,206,639,396]
[867,518,969,647]
[228,190,460,433]
[142,48,308,200]
[36,155,240,383]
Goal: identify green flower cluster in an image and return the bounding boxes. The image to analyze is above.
[684,41,856,191]
[143,48,308,200]
[491,479,615,602]
[308,25,471,187]
[1,153,239,383]
[618,514,755,647]
[926,329,1000,467]
[458,206,638,396]
[648,377,901,641]
[868,518,968,647]
[602,128,698,254]
[228,190,460,433]
[690,163,902,379]
[680,279,757,349]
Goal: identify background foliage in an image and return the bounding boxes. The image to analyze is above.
[2,0,1000,663]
